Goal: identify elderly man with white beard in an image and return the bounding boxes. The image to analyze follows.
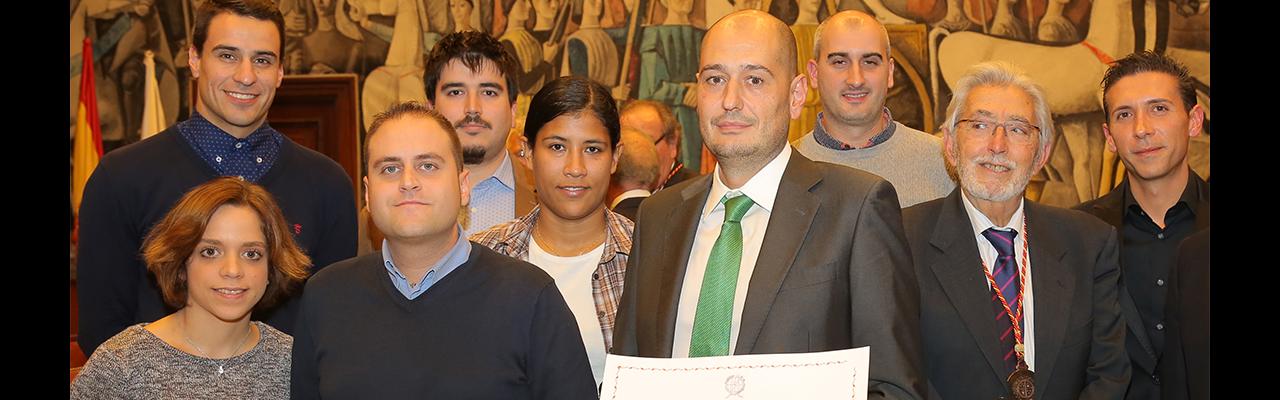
[899,62,1129,400]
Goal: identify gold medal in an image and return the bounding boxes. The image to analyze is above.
[1005,362,1035,400]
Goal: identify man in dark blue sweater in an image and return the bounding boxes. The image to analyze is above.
[76,0,357,356]
[291,102,596,399]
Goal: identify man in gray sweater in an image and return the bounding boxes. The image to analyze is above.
[793,10,953,207]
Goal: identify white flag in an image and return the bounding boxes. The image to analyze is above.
[140,50,166,140]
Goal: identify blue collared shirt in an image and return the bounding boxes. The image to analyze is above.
[464,154,517,237]
[812,107,897,150]
[381,228,472,299]
[177,112,282,183]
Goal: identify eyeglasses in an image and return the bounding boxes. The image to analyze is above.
[955,118,1041,143]
[654,133,673,146]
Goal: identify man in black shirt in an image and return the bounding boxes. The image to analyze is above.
[1075,51,1210,399]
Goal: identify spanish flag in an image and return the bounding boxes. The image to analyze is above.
[72,37,103,215]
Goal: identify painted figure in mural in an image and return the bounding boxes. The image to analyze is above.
[450,0,480,32]
[359,0,432,130]
[532,0,563,35]
[346,0,442,58]
[501,0,561,95]
[989,0,1030,40]
[77,0,357,358]
[1074,51,1209,400]
[937,0,977,31]
[796,11,953,207]
[787,0,824,142]
[300,0,367,74]
[424,31,539,237]
[904,61,1129,399]
[860,0,916,24]
[1037,0,1080,43]
[279,0,312,74]
[637,0,705,171]
[562,0,625,97]
[614,11,927,399]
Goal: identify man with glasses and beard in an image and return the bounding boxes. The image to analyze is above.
[901,61,1129,400]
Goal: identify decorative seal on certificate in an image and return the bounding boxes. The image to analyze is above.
[725,375,745,397]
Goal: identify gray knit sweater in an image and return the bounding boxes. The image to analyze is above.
[794,121,955,207]
[70,321,291,399]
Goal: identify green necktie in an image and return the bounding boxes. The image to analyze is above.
[688,194,755,357]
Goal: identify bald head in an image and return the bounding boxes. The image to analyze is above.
[697,10,806,183]
[814,10,891,61]
[704,10,798,77]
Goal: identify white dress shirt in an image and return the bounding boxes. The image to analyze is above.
[610,189,652,209]
[670,146,792,358]
[960,193,1037,370]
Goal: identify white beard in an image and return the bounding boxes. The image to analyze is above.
[956,153,1032,202]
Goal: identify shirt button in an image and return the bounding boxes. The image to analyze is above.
[1157,233,1165,239]
[235,142,243,149]
[471,207,478,213]
[215,156,222,163]
[1157,279,1165,287]
[256,157,263,163]
[1152,375,1161,385]
[1155,323,1165,331]
[593,273,600,280]
[237,176,245,181]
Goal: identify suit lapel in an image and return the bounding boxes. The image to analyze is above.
[1088,179,1127,230]
[654,174,713,356]
[1091,180,1157,370]
[735,151,820,354]
[1025,203,1074,390]
[928,191,1010,383]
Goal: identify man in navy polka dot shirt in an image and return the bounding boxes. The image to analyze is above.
[76,0,358,357]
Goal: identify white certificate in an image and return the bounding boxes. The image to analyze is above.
[599,347,869,400]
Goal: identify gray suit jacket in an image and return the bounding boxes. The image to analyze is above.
[903,190,1130,399]
[613,149,926,400]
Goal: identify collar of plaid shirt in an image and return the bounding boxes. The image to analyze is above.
[467,205,634,350]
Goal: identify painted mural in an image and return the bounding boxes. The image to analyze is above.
[69,0,1210,207]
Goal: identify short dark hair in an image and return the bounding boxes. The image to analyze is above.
[142,177,311,311]
[424,31,522,104]
[364,101,465,172]
[621,99,681,146]
[1102,51,1198,120]
[192,0,286,56]
[523,76,621,147]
